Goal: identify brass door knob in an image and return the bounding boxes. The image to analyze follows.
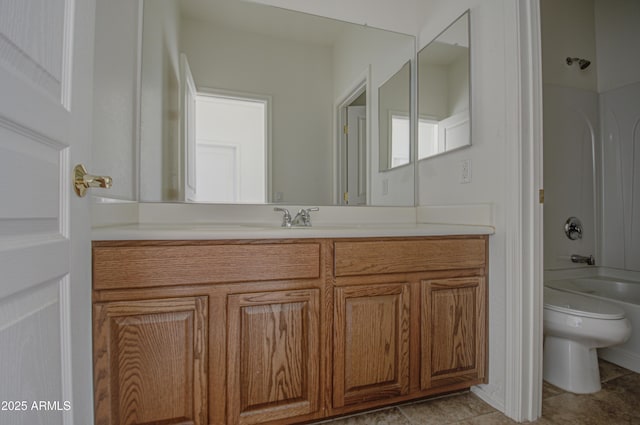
[73,164,112,197]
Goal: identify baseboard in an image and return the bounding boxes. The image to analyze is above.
[599,347,640,374]
[471,384,505,414]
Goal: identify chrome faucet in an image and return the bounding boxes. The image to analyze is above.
[274,207,319,227]
[273,207,292,227]
[291,207,319,227]
[571,254,595,266]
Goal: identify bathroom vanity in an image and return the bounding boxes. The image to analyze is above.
[91,229,489,425]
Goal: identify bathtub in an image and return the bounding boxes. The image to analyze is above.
[545,277,640,373]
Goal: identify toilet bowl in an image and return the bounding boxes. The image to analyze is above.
[543,287,631,393]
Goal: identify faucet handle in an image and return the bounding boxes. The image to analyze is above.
[274,207,292,227]
[564,217,583,240]
[300,207,319,226]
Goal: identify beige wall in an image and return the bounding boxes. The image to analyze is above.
[541,0,597,91]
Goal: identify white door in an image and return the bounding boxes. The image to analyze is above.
[0,1,96,424]
[346,105,367,205]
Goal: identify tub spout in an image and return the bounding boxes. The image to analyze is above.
[571,254,595,266]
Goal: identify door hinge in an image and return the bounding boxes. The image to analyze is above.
[343,124,349,134]
[343,192,349,202]
[539,189,544,204]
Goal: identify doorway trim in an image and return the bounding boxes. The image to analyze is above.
[502,0,544,421]
[335,66,371,205]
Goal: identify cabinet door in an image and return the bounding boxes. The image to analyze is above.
[333,283,410,408]
[93,297,208,425]
[421,277,486,390]
[227,289,321,425]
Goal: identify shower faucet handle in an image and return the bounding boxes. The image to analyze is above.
[564,217,583,240]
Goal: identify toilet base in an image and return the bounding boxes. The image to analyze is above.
[543,336,601,393]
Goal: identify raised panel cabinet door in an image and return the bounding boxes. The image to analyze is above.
[93,297,208,425]
[333,283,410,408]
[227,289,321,425]
[421,277,486,390]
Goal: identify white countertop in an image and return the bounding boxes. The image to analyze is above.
[92,222,495,240]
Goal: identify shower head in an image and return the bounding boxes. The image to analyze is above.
[566,57,591,70]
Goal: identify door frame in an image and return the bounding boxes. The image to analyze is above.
[501,0,544,421]
[335,66,370,205]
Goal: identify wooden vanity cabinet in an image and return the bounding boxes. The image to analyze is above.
[92,240,327,425]
[331,236,488,414]
[92,235,488,425]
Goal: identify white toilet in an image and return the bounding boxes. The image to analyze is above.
[543,286,631,393]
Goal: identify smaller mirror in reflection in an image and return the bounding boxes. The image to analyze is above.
[379,61,412,171]
[418,11,470,160]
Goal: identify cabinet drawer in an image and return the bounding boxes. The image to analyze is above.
[93,243,321,290]
[334,238,486,277]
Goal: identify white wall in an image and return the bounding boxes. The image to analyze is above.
[92,0,139,200]
[594,0,640,93]
[416,0,524,412]
[138,0,181,201]
[448,53,470,116]
[418,48,469,119]
[181,19,334,205]
[540,0,597,91]
[418,62,449,119]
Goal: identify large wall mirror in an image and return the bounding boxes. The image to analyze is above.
[417,11,470,160]
[138,0,415,206]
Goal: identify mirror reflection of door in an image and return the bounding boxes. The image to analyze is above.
[181,54,197,201]
[390,113,410,167]
[346,105,367,205]
[186,91,269,203]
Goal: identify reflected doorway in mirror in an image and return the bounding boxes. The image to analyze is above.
[191,92,269,203]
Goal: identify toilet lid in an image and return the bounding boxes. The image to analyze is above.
[544,287,626,320]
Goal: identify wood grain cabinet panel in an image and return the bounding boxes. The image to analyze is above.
[334,238,486,277]
[93,297,208,425]
[421,277,486,390]
[93,243,320,290]
[333,283,410,408]
[227,289,321,425]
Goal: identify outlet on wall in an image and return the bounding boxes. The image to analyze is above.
[460,159,471,184]
[382,178,389,195]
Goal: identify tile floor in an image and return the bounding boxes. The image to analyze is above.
[316,360,640,424]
